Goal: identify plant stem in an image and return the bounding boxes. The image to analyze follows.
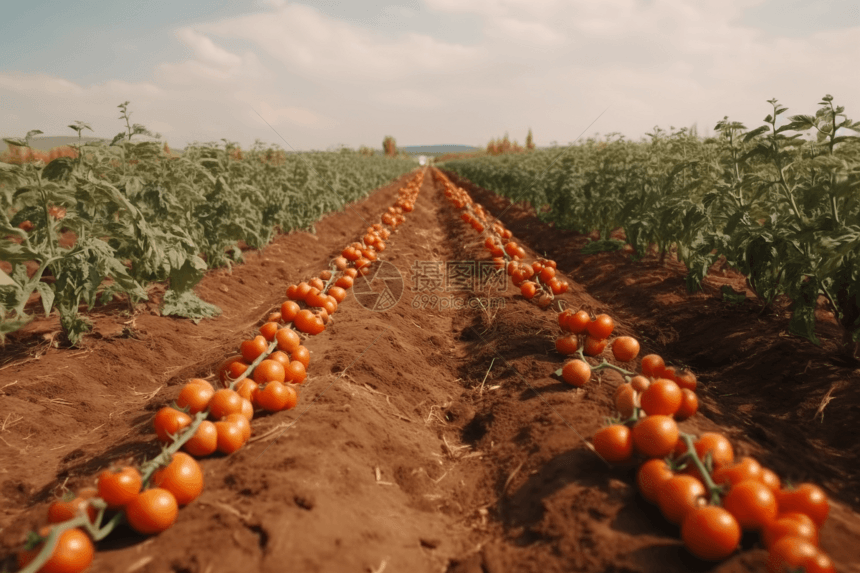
[228,340,278,390]
[678,432,723,505]
[139,411,208,485]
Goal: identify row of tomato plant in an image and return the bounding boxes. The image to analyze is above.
[10,170,425,573]
[0,102,416,344]
[431,167,837,572]
[441,95,860,357]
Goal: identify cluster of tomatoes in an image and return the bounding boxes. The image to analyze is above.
[432,168,835,572]
[13,170,425,573]
[432,170,569,308]
[587,351,834,569]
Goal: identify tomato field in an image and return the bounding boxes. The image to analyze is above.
[2,144,860,573]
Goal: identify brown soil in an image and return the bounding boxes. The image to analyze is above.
[1,167,859,573]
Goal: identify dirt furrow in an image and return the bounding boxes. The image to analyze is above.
[4,167,860,573]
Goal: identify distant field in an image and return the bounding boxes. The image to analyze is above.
[1,138,484,157]
[0,135,107,154]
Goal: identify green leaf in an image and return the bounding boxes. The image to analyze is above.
[34,281,55,317]
[788,278,821,346]
[744,126,770,142]
[161,289,220,323]
[581,238,625,254]
[3,138,28,148]
[0,316,31,342]
[720,285,747,305]
[57,303,92,346]
[42,157,76,181]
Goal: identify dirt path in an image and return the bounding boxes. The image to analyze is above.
[2,167,859,572]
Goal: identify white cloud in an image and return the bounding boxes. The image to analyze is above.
[175,27,243,70]
[195,4,483,83]
[1,0,858,149]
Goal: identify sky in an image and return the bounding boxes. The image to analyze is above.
[1,0,859,151]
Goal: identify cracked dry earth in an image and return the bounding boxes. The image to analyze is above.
[2,167,860,573]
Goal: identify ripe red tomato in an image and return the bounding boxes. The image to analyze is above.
[583,335,608,356]
[592,425,633,463]
[226,413,252,441]
[567,310,591,334]
[215,421,246,454]
[561,359,591,387]
[759,468,782,493]
[153,407,192,444]
[176,382,214,414]
[775,483,830,527]
[285,360,307,384]
[234,378,258,402]
[539,266,556,283]
[292,345,311,369]
[675,369,697,391]
[520,281,537,299]
[710,456,761,489]
[674,388,698,421]
[681,506,741,560]
[256,381,292,412]
[640,378,683,416]
[17,527,94,573]
[723,479,778,530]
[125,488,178,535]
[182,420,218,457]
[630,375,650,392]
[658,474,707,524]
[217,355,250,385]
[640,354,666,377]
[558,309,574,331]
[611,336,640,362]
[762,515,819,549]
[694,432,734,470]
[766,537,834,573]
[294,309,325,335]
[637,458,674,504]
[259,321,279,342]
[152,452,204,506]
[328,286,347,304]
[614,383,637,418]
[97,466,142,508]
[240,398,254,422]
[252,359,286,384]
[555,335,579,355]
[280,300,300,322]
[240,335,268,362]
[268,350,291,369]
[47,489,98,525]
[208,389,243,420]
[632,415,679,458]
[586,314,615,339]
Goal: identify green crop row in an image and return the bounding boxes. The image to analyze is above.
[442,96,860,356]
[0,103,415,344]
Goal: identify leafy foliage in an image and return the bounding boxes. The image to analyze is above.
[443,96,860,355]
[1,103,415,345]
[581,238,625,254]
